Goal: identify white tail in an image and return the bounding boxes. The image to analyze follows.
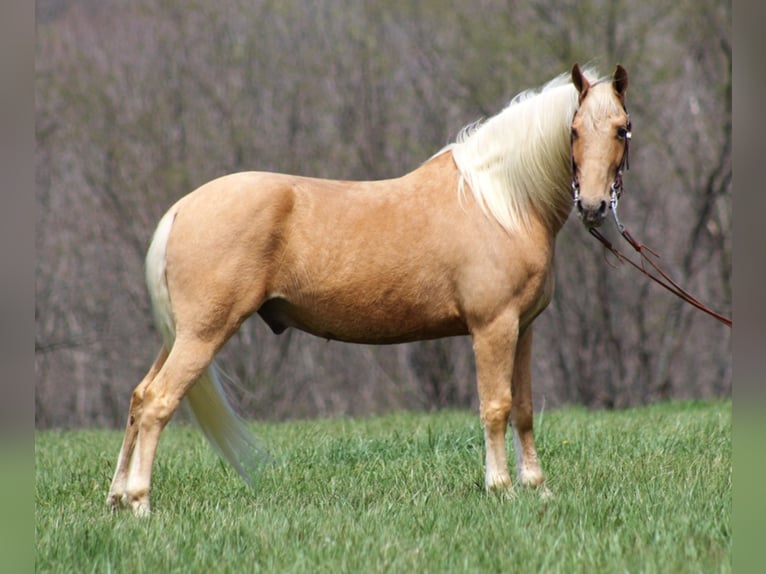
[144,208,266,485]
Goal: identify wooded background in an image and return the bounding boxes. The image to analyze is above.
[35,0,731,428]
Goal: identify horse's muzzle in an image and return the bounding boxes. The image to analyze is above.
[576,198,608,228]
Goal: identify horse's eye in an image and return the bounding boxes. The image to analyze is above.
[616,126,629,140]
[571,128,578,140]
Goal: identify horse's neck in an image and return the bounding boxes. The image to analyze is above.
[410,151,566,247]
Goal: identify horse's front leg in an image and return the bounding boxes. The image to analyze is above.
[510,326,545,488]
[472,312,518,491]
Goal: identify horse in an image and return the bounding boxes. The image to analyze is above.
[108,64,631,515]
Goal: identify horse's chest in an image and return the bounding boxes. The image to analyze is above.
[518,261,554,330]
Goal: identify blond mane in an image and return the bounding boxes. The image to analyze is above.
[445,68,602,234]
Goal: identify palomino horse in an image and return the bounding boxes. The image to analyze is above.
[108,64,631,515]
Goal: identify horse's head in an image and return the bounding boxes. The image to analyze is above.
[569,64,631,228]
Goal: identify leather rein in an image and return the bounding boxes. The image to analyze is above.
[571,115,733,328]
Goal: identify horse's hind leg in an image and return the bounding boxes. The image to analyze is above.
[123,335,219,516]
[107,346,169,511]
[510,327,545,488]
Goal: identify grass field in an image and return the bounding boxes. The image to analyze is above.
[35,400,731,573]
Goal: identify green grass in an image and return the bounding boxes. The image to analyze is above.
[35,400,731,573]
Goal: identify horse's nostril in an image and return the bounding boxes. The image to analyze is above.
[575,198,607,226]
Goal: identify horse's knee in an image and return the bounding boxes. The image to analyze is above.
[481,399,511,430]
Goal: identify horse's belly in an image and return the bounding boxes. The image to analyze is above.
[256,295,468,344]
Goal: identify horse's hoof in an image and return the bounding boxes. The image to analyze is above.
[130,499,151,517]
[107,492,128,512]
[537,485,554,500]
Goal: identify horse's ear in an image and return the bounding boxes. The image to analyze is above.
[571,63,590,102]
[613,64,629,100]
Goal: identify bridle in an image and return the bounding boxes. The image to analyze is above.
[570,108,732,328]
[570,110,631,216]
